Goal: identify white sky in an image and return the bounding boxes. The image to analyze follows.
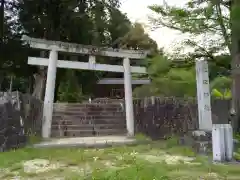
[120,0,189,53]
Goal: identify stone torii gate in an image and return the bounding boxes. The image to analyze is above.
[21,35,148,139]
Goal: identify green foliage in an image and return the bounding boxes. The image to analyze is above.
[154,69,196,97]
[148,55,171,77]
[133,84,156,98]
[134,55,196,98]
[211,88,231,99]
[1,0,159,100]
[208,55,231,80]
[210,76,232,91]
[148,0,231,75]
[211,89,223,98]
[58,70,87,102]
[210,76,232,99]
[134,53,233,99]
[144,0,240,103]
[120,23,159,55]
[3,0,235,103]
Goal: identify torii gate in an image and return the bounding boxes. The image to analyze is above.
[21,35,148,139]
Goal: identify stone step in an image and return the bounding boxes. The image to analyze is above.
[53,115,125,120]
[51,124,126,130]
[51,129,127,138]
[51,102,127,138]
[54,103,123,107]
[51,129,94,137]
[52,115,124,119]
[53,105,123,111]
[53,110,124,114]
[53,111,124,116]
[52,119,125,125]
[52,118,126,124]
[53,118,122,122]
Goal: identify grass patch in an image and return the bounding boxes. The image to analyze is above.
[0,138,240,179]
[28,134,42,145]
[134,133,151,141]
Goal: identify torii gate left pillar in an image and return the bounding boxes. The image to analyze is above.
[42,50,58,138]
[22,35,148,139]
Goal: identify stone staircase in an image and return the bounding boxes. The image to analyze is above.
[51,103,127,138]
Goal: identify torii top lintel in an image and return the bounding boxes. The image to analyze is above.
[21,35,149,59]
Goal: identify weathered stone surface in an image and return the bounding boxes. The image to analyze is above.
[23,159,63,174]
[0,93,232,152]
[52,102,126,137]
[0,92,25,151]
[134,97,230,140]
[51,97,231,140]
[0,91,42,151]
[33,136,137,148]
[180,130,212,154]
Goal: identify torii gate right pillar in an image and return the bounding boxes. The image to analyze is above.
[123,58,134,136]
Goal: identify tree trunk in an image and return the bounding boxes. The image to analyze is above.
[32,68,46,100]
[230,0,240,131]
[32,51,46,100]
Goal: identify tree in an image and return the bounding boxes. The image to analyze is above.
[118,22,160,81]
[0,0,32,91]
[58,70,86,102]
[211,76,231,99]
[147,0,233,89]
[133,55,196,98]
[107,6,131,47]
[18,0,91,99]
[148,0,232,79]
[149,1,230,55]
[119,23,158,55]
[17,0,156,101]
[2,0,159,102]
[148,0,240,130]
[17,0,114,99]
[230,0,240,129]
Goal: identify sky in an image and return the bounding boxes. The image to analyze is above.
[120,0,189,53]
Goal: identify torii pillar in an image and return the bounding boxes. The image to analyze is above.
[42,50,58,138]
[124,58,134,136]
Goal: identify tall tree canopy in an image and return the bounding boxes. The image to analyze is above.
[1,0,158,101]
[149,0,230,55]
[147,0,240,130]
[148,0,233,81]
